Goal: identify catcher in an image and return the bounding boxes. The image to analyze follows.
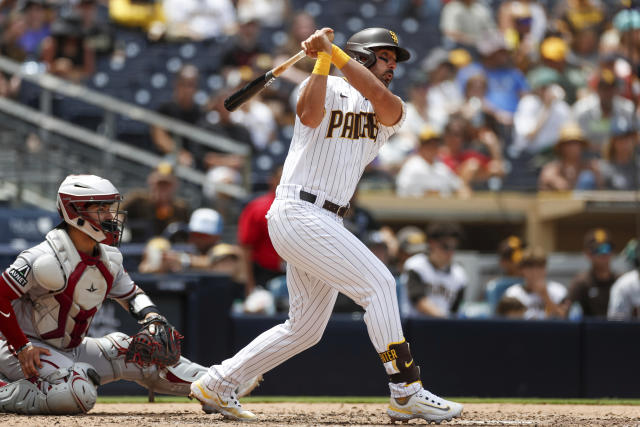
[0,174,259,414]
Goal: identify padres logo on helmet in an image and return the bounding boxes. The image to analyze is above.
[345,27,410,68]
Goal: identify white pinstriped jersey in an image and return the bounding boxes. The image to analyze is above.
[281,75,406,205]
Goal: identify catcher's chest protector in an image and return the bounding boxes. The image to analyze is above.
[32,229,122,349]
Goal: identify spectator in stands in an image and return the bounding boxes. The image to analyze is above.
[41,16,95,82]
[1,0,52,61]
[501,246,570,319]
[440,0,497,52]
[151,64,202,169]
[122,163,190,243]
[396,125,468,198]
[201,89,254,172]
[424,48,464,132]
[71,0,114,55]
[237,166,284,297]
[528,36,587,105]
[511,66,572,157]
[552,0,607,42]
[396,226,428,270]
[403,222,467,318]
[498,0,547,70]
[228,69,278,152]
[573,69,636,156]
[600,117,640,191]
[379,71,430,171]
[221,17,268,70]
[538,122,602,191]
[163,0,235,40]
[456,31,529,120]
[202,165,244,242]
[108,0,165,40]
[235,0,290,29]
[495,296,527,318]
[439,114,504,190]
[273,11,316,85]
[607,239,640,320]
[568,228,618,318]
[485,236,525,313]
[613,9,640,70]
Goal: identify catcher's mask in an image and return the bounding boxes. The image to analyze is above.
[57,174,127,246]
[345,27,410,68]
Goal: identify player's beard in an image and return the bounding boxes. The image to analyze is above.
[377,69,394,87]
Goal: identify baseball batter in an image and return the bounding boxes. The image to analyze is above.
[191,27,463,423]
[0,174,258,414]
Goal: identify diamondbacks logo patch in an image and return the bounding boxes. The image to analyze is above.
[8,264,30,287]
[389,31,398,44]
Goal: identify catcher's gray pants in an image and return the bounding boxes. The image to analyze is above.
[0,332,207,396]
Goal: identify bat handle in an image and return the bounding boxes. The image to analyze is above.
[273,50,306,77]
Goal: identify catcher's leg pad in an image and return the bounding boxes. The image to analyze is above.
[0,362,99,414]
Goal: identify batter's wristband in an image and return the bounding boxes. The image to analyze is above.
[331,45,351,69]
[312,51,331,75]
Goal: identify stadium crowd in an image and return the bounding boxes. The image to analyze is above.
[1,0,640,320]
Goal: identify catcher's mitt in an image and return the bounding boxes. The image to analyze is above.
[125,314,183,368]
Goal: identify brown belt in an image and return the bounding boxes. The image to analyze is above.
[299,190,349,218]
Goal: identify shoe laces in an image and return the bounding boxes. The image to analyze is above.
[418,389,446,407]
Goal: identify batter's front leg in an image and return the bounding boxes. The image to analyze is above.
[204,265,339,396]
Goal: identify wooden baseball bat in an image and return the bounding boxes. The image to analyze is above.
[224,51,305,112]
[224,31,334,112]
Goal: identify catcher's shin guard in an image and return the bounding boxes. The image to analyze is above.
[379,340,421,386]
[0,363,99,414]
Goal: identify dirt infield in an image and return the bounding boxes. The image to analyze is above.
[1,402,638,426]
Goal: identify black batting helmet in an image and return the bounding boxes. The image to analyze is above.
[345,27,410,68]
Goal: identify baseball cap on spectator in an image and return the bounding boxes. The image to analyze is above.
[423,47,453,74]
[528,66,561,90]
[518,246,547,267]
[614,9,640,32]
[476,32,508,56]
[203,166,242,200]
[397,226,427,255]
[148,162,175,185]
[449,48,472,69]
[584,228,613,255]
[555,122,588,154]
[498,235,526,264]
[419,125,441,144]
[188,208,223,236]
[210,243,240,263]
[540,37,568,62]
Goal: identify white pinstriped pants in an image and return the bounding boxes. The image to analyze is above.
[205,186,405,396]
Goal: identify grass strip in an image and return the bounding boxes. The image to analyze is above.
[96,396,640,405]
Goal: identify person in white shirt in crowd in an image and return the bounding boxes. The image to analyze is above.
[573,69,636,156]
[402,222,467,318]
[163,0,236,40]
[502,247,570,320]
[396,125,468,197]
[608,240,640,320]
[379,72,430,172]
[511,66,571,157]
[424,48,464,132]
[440,0,497,51]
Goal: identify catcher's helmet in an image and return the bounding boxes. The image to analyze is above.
[57,174,126,246]
[345,27,410,68]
